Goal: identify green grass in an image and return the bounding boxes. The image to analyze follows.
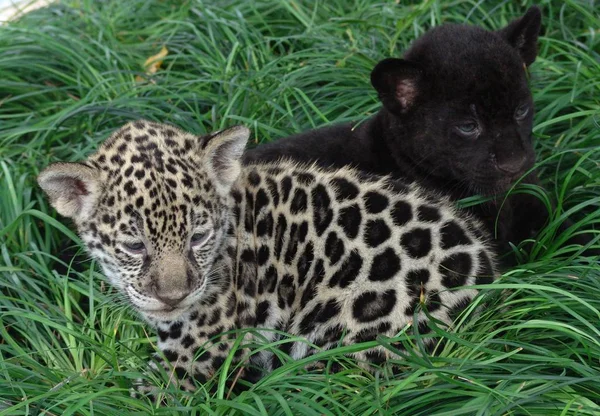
[1,0,599,414]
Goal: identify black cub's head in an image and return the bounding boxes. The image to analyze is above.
[371,6,542,195]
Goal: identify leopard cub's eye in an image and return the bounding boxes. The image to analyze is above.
[190,231,211,247]
[122,241,146,254]
[515,104,530,120]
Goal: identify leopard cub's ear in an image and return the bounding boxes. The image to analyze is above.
[199,126,250,194]
[370,58,424,115]
[38,162,101,223]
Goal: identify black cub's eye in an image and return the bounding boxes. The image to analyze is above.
[123,241,145,254]
[456,122,478,135]
[191,232,210,247]
[515,104,530,120]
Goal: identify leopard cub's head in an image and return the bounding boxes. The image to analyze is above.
[371,6,542,195]
[39,121,249,322]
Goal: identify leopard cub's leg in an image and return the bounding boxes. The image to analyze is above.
[135,309,252,397]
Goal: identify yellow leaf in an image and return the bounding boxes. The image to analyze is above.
[136,46,169,82]
[144,45,168,74]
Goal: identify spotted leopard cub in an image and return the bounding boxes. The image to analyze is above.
[39,120,497,392]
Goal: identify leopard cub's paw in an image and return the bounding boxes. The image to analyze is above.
[129,360,169,402]
[130,377,158,402]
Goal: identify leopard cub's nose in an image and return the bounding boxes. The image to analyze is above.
[156,292,187,307]
[151,283,188,307]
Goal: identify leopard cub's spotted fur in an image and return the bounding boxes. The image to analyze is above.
[39,120,497,392]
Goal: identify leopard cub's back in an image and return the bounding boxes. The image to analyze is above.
[231,161,496,365]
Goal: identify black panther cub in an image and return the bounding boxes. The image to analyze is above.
[243,6,595,263]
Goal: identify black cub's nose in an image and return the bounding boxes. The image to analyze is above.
[497,155,527,175]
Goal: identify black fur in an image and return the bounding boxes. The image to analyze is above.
[243,6,596,265]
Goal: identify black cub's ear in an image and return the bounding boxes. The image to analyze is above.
[497,6,542,66]
[370,58,423,115]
